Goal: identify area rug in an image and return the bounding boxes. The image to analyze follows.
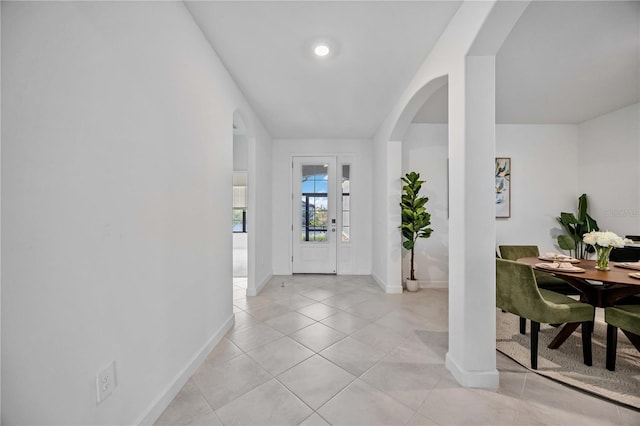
[496,309,640,410]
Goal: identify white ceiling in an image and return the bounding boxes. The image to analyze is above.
[186,1,640,136]
[496,0,639,124]
[415,1,640,125]
[185,1,462,139]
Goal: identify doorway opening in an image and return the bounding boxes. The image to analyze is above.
[233,114,249,291]
[400,79,449,289]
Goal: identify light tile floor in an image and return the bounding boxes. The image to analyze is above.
[155,275,640,425]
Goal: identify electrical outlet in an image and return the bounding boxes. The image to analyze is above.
[96,361,117,404]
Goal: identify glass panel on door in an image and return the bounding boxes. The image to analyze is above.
[301,164,329,243]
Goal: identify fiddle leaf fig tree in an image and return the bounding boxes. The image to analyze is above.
[557,193,599,259]
[400,172,433,281]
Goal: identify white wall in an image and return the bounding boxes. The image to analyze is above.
[402,124,449,287]
[407,118,639,261]
[2,2,271,424]
[578,103,640,236]
[233,233,248,249]
[272,139,372,276]
[405,124,581,261]
[371,129,392,288]
[407,116,640,262]
[250,127,274,293]
[233,135,249,170]
[233,233,248,277]
[496,124,580,254]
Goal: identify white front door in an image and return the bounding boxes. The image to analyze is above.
[292,156,337,274]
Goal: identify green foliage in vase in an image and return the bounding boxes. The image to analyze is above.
[556,193,599,259]
[400,172,433,281]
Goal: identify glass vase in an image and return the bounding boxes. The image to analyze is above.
[595,245,613,271]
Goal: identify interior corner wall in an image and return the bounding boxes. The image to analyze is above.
[271,139,372,276]
[577,103,640,236]
[495,124,580,254]
[1,2,270,424]
[439,110,637,257]
[402,124,449,287]
[403,122,585,284]
[250,125,274,293]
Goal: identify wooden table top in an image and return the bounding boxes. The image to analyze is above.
[517,257,640,287]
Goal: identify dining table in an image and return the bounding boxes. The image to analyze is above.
[517,256,640,349]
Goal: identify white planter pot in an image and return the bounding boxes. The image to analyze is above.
[405,279,419,292]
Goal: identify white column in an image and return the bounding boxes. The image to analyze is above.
[446,55,498,388]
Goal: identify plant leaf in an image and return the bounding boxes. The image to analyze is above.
[559,212,578,225]
[577,193,588,223]
[584,213,599,233]
[558,234,577,250]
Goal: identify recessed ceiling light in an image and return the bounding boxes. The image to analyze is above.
[314,43,330,57]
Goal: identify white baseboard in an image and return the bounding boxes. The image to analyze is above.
[385,284,403,294]
[372,272,403,294]
[445,352,499,389]
[257,273,272,294]
[371,272,386,292]
[135,314,235,425]
[419,280,448,289]
[372,275,446,293]
[247,273,272,296]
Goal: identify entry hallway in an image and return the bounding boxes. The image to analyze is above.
[155,276,640,425]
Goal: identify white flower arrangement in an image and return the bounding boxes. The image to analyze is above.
[582,231,627,270]
[582,231,626,248]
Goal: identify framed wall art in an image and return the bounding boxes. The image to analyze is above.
[495,157,511,218]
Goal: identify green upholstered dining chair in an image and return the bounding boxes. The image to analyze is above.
[496,258,594,369]
[604,305,640,371]
[498,245,579,295]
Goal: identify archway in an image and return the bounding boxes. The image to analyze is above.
[399,79,449,291]
[386,64,499,388]
[390,75,448,141]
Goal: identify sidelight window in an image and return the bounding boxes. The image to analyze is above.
[341,165,350,243]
